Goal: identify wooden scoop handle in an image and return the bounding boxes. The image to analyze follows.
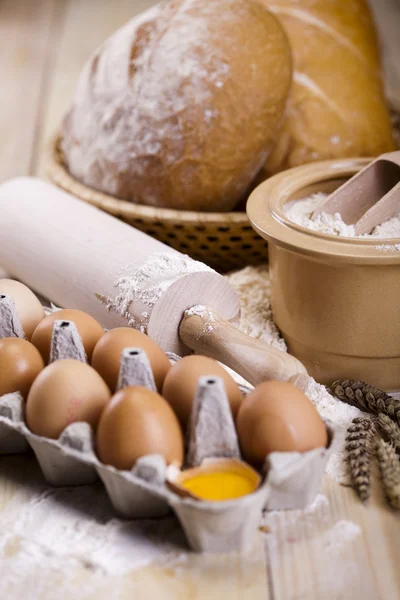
[179,308,307,386]
[312,151,400,231]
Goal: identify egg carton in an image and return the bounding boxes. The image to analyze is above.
[0,315,340,553]
[0,378,269,551]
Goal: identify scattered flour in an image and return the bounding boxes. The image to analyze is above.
[266,492,329,524]
[99,252,213,332]
[61,0,234,206]
[285,192,400,238]
[185,304,217,335]
[227,266,286,352]
[316,520,361,552]
[376,243,400,252]
[266,493,361,553]
[265,493,362,596]
[0,479,187,594]
[307,520,362,595]
[303,378,361,484]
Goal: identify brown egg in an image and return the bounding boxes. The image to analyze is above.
[26,359,111,439]
[96,386,184,470]
[0,279,45,340]
[162,355,243,430]
[31,309,104,363]
[0,338,44,399]
[236,381,328,466]
[91,328,170,392]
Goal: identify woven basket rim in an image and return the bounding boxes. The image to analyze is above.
[45,135,250,225]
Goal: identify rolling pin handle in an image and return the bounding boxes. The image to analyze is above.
[179,307,307,387]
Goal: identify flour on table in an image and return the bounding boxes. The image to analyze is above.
[307,520,361,595]
[227,265,286,351]
[99,252,213,332]
[0,482,186,588]
[266,493,329,525]
[266,494,360,550]
[285,192,400,238]
[303,378,361,484]
[265,493,361,596]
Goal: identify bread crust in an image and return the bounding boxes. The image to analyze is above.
[62,0,292,211]
[261,0,395,173]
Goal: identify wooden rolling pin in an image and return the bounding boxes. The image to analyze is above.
[0,178,306,385]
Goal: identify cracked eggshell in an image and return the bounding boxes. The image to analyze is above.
[26,359,111,438]
[0,338,45,399]
[236,380,328,466]
[91,328,171,392]
[31,309,104,363]
[167,458,261,502]
[0,279,45,340]
[96,386,184,470]
[162,355,243,431]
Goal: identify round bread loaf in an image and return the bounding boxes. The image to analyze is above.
[61,0,292,212]
[261,0,395,173]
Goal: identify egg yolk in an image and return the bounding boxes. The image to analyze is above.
[181,471,257,501]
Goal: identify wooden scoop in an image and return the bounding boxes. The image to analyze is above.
[312,151,400,235]
[0,177,306,387]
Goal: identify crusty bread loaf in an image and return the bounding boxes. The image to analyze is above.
[261,0,395,173]
[61,0,292,212]
[369,0,400,112]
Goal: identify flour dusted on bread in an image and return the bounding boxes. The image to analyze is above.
[261,0,395,173]
[62,0,292,212]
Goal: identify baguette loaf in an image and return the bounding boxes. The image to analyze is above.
[262,0,395,173]
[61,0,292,212]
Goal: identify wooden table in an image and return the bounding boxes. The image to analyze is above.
[0,2,399,598]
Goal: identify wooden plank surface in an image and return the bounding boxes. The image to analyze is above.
[0,0,65,182]
[0,454,270,599]
[266,474,400,600]
[1,0,400,598]
[36,0,160,176]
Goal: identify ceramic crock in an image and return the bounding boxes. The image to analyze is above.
[247,158,400,391]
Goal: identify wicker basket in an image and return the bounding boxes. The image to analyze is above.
[45,136,268,273]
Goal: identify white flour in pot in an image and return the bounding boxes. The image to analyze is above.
[284,192,400,239]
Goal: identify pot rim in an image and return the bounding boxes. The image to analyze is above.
[247,158,400,265]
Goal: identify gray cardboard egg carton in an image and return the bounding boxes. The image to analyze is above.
[0,306,340,553]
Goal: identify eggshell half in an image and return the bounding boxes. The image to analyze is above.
[26,359,111,438]
[0,279,45,340]
[236,380,328,465]
[0,338,44,398]
[31,309,104,363]
[96,386,184,470]
[162,355,243,430]
[91,328,170,392]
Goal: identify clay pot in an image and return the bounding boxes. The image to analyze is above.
[247,158,400,391]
